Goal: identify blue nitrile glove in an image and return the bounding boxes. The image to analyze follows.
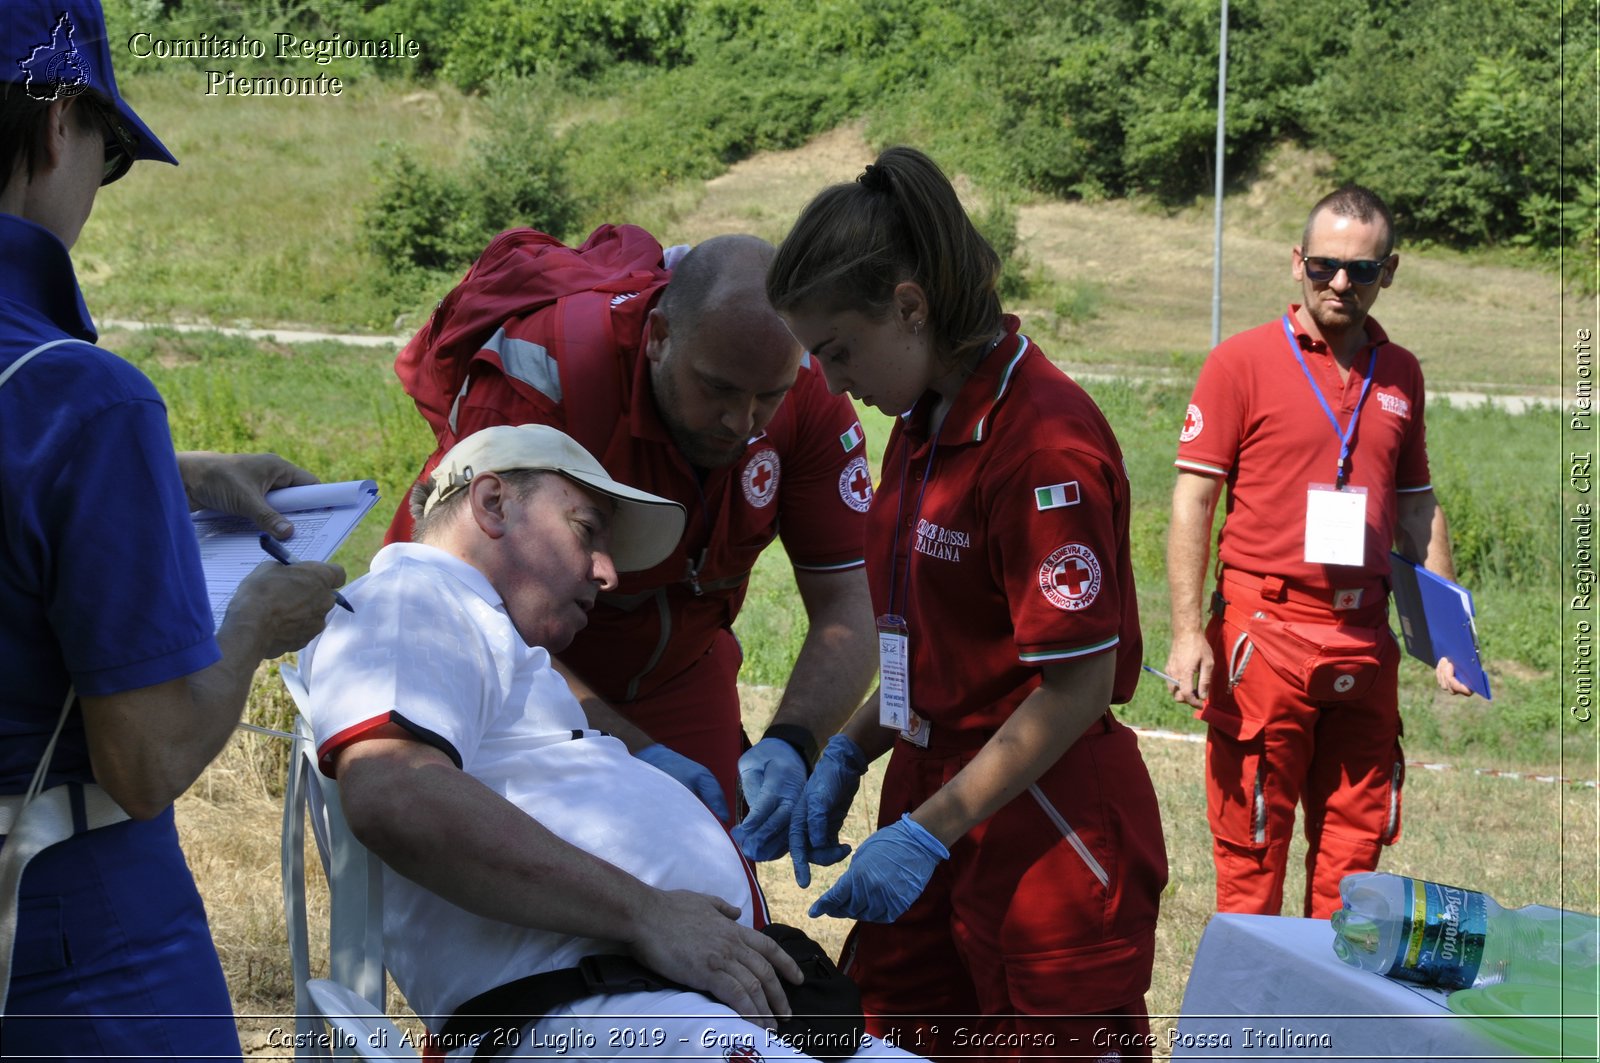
[732,736,807,861]
[809,814,949,923]
[789,734,869,888]
[636,743,731,825]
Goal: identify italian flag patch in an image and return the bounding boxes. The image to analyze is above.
[1034,481,1080,511]
[840,422,864,452]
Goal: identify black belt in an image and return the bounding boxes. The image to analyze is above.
[439,954,686,1061]
[437,924,865,1062]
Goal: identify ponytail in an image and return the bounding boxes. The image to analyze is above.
[767,147,1003,367]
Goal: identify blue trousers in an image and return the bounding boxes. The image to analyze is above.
[2,805,241,1060]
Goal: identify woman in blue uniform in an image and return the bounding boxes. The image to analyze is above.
[0,3,344,1055]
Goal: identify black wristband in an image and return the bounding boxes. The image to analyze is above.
[762,723,819,774]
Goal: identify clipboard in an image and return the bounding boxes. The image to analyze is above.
[192,479,379,630]
[1388,551,1491,699]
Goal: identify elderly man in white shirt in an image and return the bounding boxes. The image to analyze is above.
[296,425,916,1061]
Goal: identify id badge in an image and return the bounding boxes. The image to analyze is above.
[1304,483,1368,566]
[877,613,911,731]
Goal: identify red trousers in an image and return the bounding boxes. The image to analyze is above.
[609,625,746,816]
[1201,571,1405,918]
[841,716,1167,1062]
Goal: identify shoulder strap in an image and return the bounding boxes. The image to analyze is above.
[551,290,627,460]
[0,337,84,391]
[0,337,86,806]
[0,338,90,1010]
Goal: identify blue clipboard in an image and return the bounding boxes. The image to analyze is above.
[1388,551,1491,699]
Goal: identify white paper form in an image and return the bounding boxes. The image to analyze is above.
[192,480,379,629]
[1303,483,1368,566]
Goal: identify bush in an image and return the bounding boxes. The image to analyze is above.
[364,153,480,273]
[443,0,692,89]
[355,0,691,89]
[972,198,1033,304]
[362,85,580,279]
[1297,3,1575,256]
[346,0,1589,287]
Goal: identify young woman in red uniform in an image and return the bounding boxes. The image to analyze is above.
[765,147,1168,1060]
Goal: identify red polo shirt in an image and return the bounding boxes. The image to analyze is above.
[412,315,869,705]
[867,318,1142,736]
[1174,306,1432,590]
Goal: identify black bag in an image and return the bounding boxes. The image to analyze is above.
[763,923,866,1061]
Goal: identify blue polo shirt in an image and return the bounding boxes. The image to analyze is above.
[0,214,218,793]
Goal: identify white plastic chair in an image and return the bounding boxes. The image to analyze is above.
[280,664,396,1060]
[306,978,417,1061]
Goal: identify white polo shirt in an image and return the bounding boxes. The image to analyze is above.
[297,543,755,1021]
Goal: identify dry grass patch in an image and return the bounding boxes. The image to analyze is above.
[655,127,1563,392]
[189,681,1593,1059]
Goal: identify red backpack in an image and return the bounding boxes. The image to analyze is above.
[389,224,673,540]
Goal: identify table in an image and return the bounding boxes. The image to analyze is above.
[1171,913,1515,1061]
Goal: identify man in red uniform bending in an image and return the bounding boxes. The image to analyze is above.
[1163,185,1473,919]
[387,230,878,857]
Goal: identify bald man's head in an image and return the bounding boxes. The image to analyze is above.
[657,234,777,335]
[645,234,802,469]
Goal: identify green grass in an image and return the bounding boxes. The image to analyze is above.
[111,327,431,578]
[111,322,1562,771]
[79,69,487,333]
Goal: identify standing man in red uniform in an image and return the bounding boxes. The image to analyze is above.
[1164,185,1473,919]
[388,230,878,855]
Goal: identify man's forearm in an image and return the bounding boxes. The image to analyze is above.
[1396,492,1457,581]
[768,569,878,751]
[1168,474,1222,633]
[340,736,800,1023]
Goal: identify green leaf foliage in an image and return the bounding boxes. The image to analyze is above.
[361,82,581,293]
[318,0,1593,288]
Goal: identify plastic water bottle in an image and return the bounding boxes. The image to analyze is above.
[1330,872,1600,991]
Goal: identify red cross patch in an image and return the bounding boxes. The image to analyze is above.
[724,1044,765,1063]
[1332,588,1364,611]
[1038,543,1102,611]
[839,455,873,512]
[740,448,781,509]
[1180,403,1204,443]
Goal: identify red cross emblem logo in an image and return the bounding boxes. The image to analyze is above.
[740,448,781,509]
[839,455,873,512]
[1333,588,1363,610]
[1180,403,1204,443]
[1038,543,1102,611]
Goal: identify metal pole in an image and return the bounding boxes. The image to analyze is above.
[1211,0,1229,349]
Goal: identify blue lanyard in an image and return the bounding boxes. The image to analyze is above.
[1280,314,1379,489]
[884,421,942,619]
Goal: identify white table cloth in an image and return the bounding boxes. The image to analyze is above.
[1172,913,1514,1060]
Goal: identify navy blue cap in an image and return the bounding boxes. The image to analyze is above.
[3,0,178,168]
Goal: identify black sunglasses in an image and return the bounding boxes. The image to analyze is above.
[1301,254,1390,286]
[84,96,137,186]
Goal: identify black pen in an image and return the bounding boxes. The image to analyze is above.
[258,533,354,613]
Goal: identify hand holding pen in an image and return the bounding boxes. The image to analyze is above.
[258,533,354,613]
